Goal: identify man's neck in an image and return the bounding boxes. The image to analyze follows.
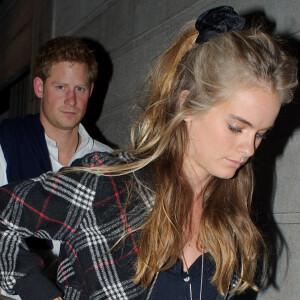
[40,117,81,166]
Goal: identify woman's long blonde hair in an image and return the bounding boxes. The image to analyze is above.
[85,21,298,294]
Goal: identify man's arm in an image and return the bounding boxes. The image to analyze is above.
[0,145,8,186]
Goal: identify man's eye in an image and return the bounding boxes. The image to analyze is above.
[228,124,242,133]
[57,85,64,90]
[76,87,84,91]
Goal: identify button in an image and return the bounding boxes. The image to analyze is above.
[183,276,190,282]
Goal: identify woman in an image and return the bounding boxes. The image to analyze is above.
[0,6,298,300]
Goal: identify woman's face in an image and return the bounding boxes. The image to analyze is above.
[183,86,281,182]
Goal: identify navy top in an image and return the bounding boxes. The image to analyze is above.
[149,254,219,299]
[0,113,52,182]
[0,114,52,249]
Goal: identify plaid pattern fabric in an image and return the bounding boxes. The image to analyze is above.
[0,152,153,299]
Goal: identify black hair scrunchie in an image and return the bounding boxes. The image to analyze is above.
[195,6,245,43]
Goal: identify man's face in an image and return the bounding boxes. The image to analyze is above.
[34,61,93,133]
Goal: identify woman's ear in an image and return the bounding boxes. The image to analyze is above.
[33,77,44,99]
[180,90,193,123]
[179,90,190,107]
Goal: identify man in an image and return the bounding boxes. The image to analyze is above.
[0,36,112,299]
[0,36,111,186]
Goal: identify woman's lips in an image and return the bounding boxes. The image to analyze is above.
[225,158,243,168]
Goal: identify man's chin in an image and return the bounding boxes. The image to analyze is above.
[58,121,81,131]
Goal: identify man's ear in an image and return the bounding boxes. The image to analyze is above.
[33,77,44,99]
[89,83,94,97]
[179,90,190,107]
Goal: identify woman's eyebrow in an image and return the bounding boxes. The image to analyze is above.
[229,113,275,130]
[229,113,253,127]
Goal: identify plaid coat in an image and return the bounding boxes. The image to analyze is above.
[0,151,153,300]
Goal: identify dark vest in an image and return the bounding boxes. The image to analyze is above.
[0,113,52,249]
[0,113,52,182]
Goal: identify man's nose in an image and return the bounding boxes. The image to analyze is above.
[65,89,76,106]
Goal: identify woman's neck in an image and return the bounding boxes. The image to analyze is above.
[182,156,211,197]
[182,197,204,270]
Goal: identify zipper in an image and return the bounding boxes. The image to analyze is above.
[145,272,159,300]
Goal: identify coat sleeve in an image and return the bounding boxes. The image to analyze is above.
[0,168,96,300]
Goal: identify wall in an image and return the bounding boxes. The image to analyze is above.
[0,0,54,120]
[0,0,299,299]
